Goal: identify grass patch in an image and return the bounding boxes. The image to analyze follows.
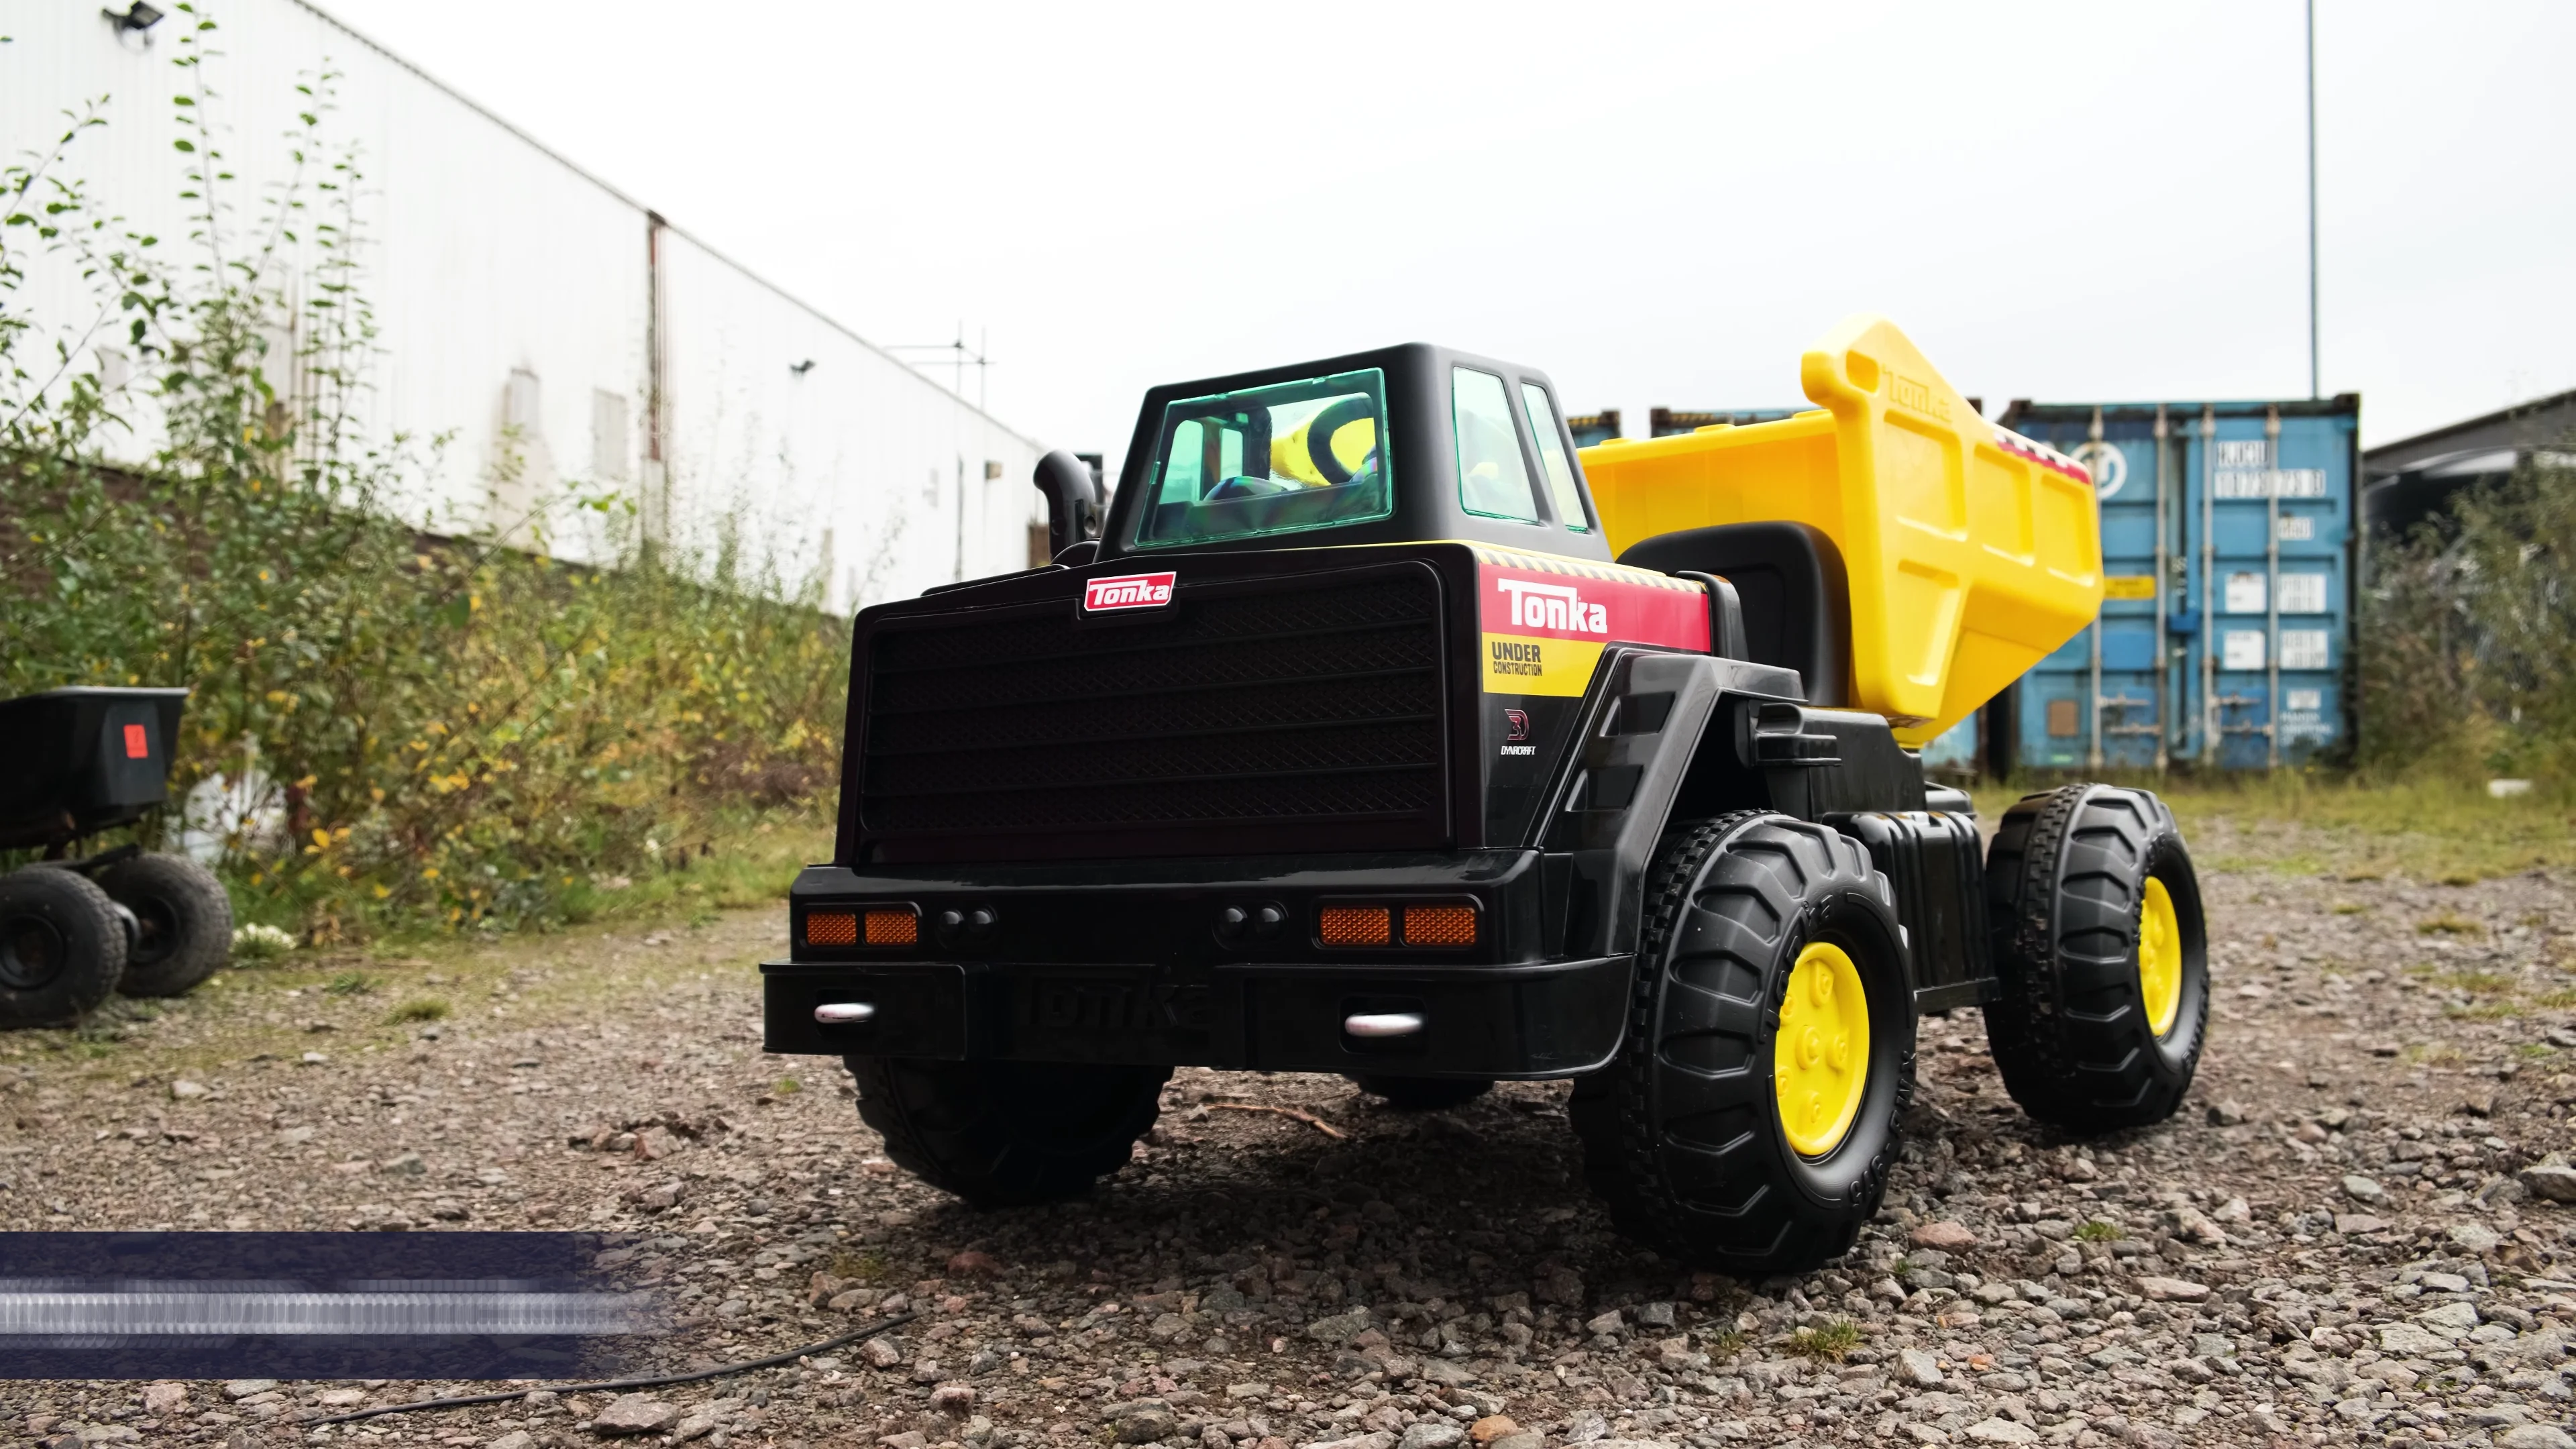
[384,998,449,1024]
[1703,1327,1748,1359]
[771,1076,802,1097]
[2427,971,2516,994]
[324,971,375,996]
[828,1249,890,1283]
[1784,1320,1864,1361]
[2418,912,2484,935]
[2332,902,2372,915]
[2073,1220,2121,1242]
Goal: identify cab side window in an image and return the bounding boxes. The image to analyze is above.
[1453,366,1540,522]
[1520,383,1589,532]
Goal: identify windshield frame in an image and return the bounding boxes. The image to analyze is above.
[1128,367,1395,551]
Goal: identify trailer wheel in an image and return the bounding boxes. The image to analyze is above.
[1348,1075,1492,1110]
[98,853,233,998]
[1570,812,1914,1276]
[1982,785,2208,1132]
[845,1057,1170,1209]
[0,867,129,1028]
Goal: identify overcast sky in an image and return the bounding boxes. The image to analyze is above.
[315,0,2573,469]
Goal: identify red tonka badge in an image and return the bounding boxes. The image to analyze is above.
[1081,572,1177,612]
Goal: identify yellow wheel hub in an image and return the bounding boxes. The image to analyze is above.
[2139,875,2182,1038]
[1773,942,1870,1158]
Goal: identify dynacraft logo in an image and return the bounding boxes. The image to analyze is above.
[1082,572,1177,612]
[1496,577,1607,635]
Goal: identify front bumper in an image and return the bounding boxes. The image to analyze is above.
[759,953,1631,1079]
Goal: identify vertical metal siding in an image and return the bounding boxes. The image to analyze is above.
[2,0,1040,598]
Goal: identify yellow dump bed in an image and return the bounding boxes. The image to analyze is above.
[1580,315,2103,745]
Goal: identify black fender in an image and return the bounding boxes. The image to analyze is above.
[1534,650,1934,961]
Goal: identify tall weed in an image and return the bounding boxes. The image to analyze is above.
[1,13,846,937]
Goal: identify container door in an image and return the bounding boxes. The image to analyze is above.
[2178,406,2357,768]
[2272,409,2356,763]
[2006,411,2171,772]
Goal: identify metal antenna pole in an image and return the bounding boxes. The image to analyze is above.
[2306,0,2320,400]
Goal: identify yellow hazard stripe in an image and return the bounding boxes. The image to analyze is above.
[1481,633,1605,696]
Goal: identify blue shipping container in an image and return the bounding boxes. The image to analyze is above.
[1994,397,2361,771]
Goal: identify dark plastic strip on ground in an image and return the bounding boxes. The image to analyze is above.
[301,1311,921,1426]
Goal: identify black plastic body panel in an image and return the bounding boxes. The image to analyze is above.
[1825,809,1996,1010]
[1617,522,1852,706]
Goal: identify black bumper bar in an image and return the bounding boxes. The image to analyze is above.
[759,955,1632,1079]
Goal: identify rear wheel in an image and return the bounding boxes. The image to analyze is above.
[98,853,233,998]
[1348,1075,1492,1110]
[1571,813,1914,1276]
[846,1057,1170,1208]
[0,867,129,1028]
[1982,785,2209,1132]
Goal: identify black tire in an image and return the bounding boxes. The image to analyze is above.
[97,853,233,998]
[0,867,129,1028]
[1348,1075,1493,1110]
[846,1056,1171,1208]
[1982,784,2209,1132]
[1570,812,1915,1276]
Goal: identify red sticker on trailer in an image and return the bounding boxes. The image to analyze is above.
[123,723,150,759]
[1081,572,1177,613]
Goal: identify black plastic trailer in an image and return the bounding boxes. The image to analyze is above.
[0,687,235,1027]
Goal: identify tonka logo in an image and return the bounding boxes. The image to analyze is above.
[1081,572,1177,612]
[1495,576,1607,635]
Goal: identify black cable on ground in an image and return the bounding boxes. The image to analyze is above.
[303,1310,922,1426]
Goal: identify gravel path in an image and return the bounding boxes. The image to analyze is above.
[5,829,2575,1449]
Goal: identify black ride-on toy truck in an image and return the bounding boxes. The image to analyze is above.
[763,315,2211,1275]
[0,687,235,1028]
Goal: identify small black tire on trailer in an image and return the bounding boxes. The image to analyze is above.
[846,1056,1171,1208]
[1348,1075,1493,1110]
[1570,812,1915,1277]
[1982,784,2209,1132]
[0,867,129,1028]
[97,853,233,998]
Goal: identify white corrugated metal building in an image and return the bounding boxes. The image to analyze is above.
[2,0,1044,610]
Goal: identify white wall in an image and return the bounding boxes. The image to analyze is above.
[1,0,1042,609]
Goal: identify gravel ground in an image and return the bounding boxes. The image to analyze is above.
[5,821,2576,1449]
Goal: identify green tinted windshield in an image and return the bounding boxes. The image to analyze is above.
[1132,368,1393,549]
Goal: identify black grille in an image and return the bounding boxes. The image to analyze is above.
[860,568,1446,847]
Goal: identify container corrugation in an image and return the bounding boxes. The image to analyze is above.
[1994,396,2361,772]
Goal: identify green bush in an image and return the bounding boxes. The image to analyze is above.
[2,13,846,938]
[2359,444,2576,788]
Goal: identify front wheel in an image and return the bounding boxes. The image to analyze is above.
[0,867,129,1028]
[846,1057,1170,1208]
[1982,785,2209,1132]
[1570,813,1915,1277]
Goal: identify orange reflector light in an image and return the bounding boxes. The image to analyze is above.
[804,912,857,947]
[1403,905,1478,947]
[1318,906,1392,948]
[864,909,919,947]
